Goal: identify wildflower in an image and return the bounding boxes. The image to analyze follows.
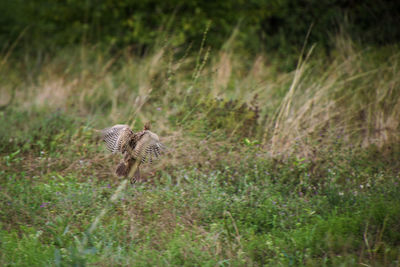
[40,202,49,208]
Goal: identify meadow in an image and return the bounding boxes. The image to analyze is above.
[1,37,400,266]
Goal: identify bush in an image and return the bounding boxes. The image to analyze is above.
[1,0,399,55]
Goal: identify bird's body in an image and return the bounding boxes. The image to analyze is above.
[101,123,164,183]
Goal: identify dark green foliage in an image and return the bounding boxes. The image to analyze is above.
[1,0,400,55]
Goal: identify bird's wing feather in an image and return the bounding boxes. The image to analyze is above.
[101,124,133,153]
[133,131,165,164]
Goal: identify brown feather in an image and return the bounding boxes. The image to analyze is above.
[115,161,128,177]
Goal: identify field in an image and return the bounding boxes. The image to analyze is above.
[1,38,400,266]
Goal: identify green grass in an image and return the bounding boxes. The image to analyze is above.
[1,39,400,266]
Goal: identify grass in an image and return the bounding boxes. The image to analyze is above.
[0,37,400,266]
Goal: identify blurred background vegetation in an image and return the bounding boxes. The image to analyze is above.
[2,0,400,56]
[1,1,400,266]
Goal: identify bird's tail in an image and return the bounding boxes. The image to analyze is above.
[115,161,131,177]
[116,159,140,183]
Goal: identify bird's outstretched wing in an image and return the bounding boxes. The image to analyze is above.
[133,131,166,164]
[101,124,134,154]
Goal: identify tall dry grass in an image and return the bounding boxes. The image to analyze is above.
[1,36,399,159]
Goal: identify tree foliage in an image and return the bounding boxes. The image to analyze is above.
[1,0,399,54]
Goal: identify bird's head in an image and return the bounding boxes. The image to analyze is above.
[144,122,151,130]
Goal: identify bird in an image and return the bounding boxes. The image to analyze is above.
[100,122,165,183]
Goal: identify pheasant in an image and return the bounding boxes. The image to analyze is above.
[101,122,164,183]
